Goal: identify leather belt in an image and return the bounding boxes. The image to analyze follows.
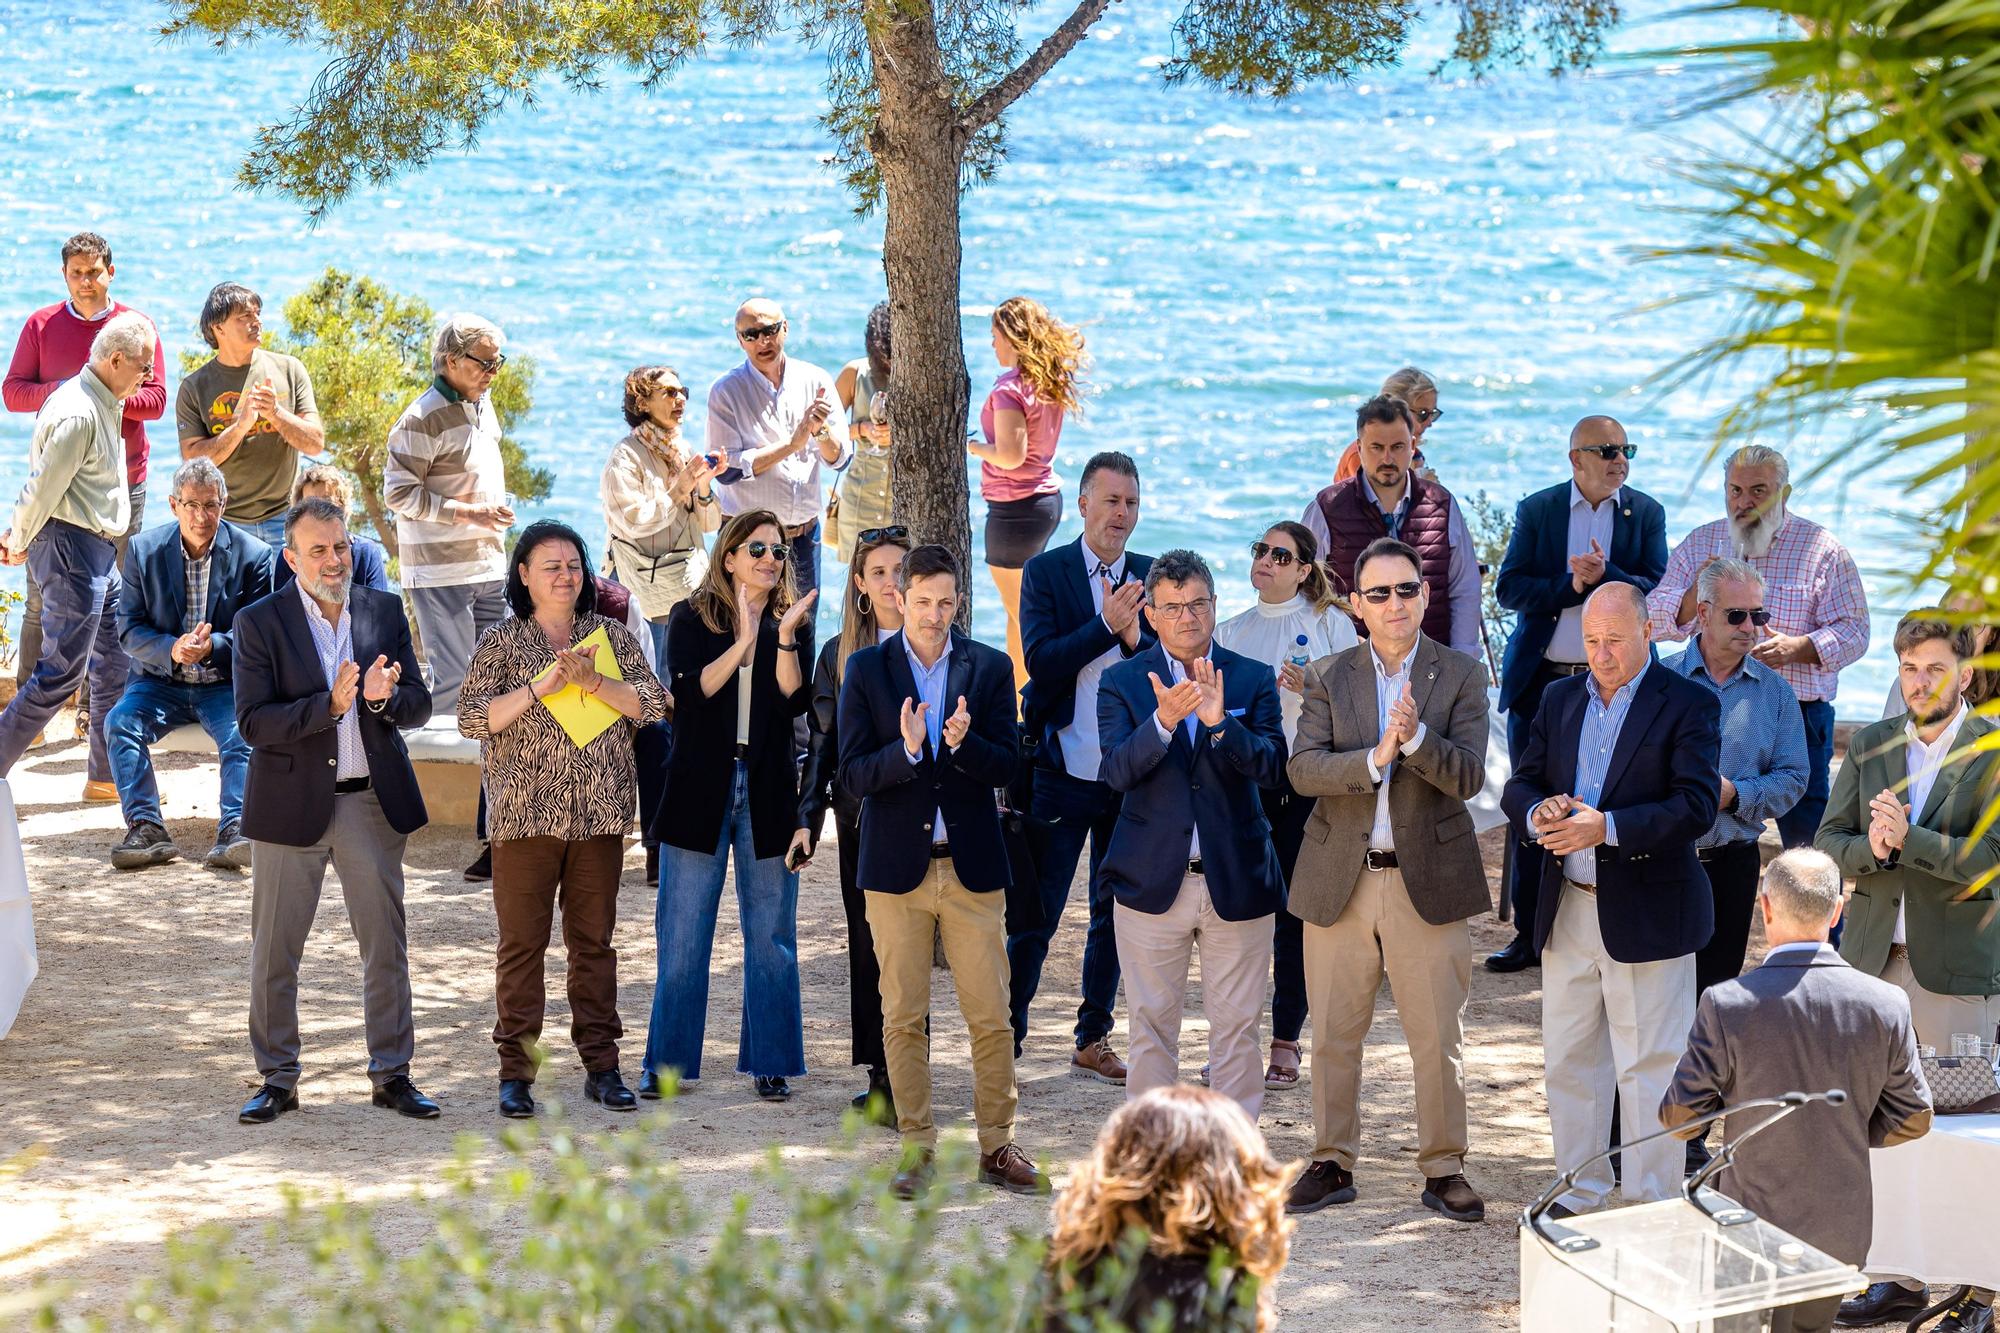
[1187,857,1205,877]
[783,519,816,539]
[334,777,371,794]
[1364,849,1399,871]
[930,842,952,860]
[1563,877,1597,897]
[734,743,751,761]
[1544,662,1590,677]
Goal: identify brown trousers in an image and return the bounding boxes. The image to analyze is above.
[491,835,624,1081]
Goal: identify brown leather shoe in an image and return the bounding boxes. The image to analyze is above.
[1421,1173,1486,1223]
[1286,1160,1356,1214]
[81,779,118,803]
[978,1142,1051,1195]
[890,1148,935,1201]
[1070,1039,1127,1085]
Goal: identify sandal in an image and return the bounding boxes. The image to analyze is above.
[1265,1039,1302,1091]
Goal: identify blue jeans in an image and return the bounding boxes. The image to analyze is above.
[0,521,127,782]
[1777,698,1836,849]
[1008,763,1123,1052]
[790,519,822,601]
[230,514,289,548]
[106,675,250,829]
[644,762,805,1080]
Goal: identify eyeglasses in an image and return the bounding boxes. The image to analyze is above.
[172,498,224,516]
[653,384,688,400]
[1359,581,1424,604]
[1152,597,1213,621]
[460,351,507,374]
[740,541,790,562]
[858,525,909,545]
[1722,607,1773,626]
[738,322,786,343]
[1414,407,1445,425]
[1575,444,1637,461]
[1250,541,1300,567]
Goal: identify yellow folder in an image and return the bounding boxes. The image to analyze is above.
[533,624,624,748]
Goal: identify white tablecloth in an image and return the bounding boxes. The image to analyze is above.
[1866,1114,2000,1289]
[0,778,37,1038]
[1468,689,1513,836]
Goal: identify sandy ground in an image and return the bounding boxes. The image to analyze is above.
[1,726,1720,1330]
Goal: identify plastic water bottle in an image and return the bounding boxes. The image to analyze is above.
[1288,634,1311,672]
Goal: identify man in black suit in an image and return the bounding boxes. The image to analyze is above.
[838,545,1047,1200]
[1501,580,1719,1211]
[231,498,438,1125]
[1489,415,1668,973]
[1008,451,1154,1082]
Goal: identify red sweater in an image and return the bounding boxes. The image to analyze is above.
[4,300,166,487]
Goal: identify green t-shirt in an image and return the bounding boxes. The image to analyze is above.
[174,350,318,523]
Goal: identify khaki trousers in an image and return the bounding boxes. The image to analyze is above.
[1881,951,2000,1050]
[1302,866,1472,1177]
[864,857,1018,1152]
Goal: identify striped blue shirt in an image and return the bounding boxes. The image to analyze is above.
[296,580,368,781]
[1566,665,1644,885]
[1666,637,1806,847]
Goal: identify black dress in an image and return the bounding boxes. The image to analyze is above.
[1038,1251,1262,1333]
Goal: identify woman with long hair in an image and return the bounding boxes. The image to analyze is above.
[1040,1085,1296,1332]
[643,509,818,1102]
[969,296,1086,690]
[830,302,894,565]
[1214,520,1357,1092]
[1334,366,1442,484]
[795,523,913,1120]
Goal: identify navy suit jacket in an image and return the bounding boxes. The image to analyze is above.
[1500,664,1721,963]
[838,629,1020,894]
[118,520,276,681]
[1096,640,1288,921]
[1494,482,1667,714]
[232,584,433,846]
[1018,537,1154,769]
[273,533,390,596]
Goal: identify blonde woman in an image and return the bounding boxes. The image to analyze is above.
[969,296,1085,690]
[1040,1085,1295,1332]
[283,464,390,592]
[829,303,893,564]
[1334,365,1441,484]
[601,364,720,663]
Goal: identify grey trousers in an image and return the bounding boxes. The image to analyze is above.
[408,579,507,717]
[248,790,414,1091]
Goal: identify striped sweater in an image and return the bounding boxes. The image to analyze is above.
[383,377,507,588]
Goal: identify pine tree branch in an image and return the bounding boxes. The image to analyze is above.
[957,0,1112,136]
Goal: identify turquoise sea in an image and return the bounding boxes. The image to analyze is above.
[0,1,1944,716]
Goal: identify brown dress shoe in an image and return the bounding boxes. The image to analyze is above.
[82,779,118,803]
[1286,1160,1356,1214]
[1070,1039,1127,1085]
[1421,1173,1486,1223]
[891,1149,935,1201]
[978,1142,1051,1195]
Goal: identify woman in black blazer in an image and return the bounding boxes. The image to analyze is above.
[796,524,911,1120]
[643,508,817,1102]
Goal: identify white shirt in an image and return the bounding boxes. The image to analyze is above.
[1056,539,1130,782]
[1362,644,1429,851]
[705,357,853,527]
[1150,653,1207,860]
[1549,483,1621,663]
[1213,594,1358,747]
[296,581,368,781]
[1897,701,1967,944]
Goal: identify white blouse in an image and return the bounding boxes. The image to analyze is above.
[1215,594,1359,747]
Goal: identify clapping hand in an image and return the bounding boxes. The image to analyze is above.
[1537,799,1607,855]
[735,582,760,649]
[778,588,818,638]
[239,378,278,427]
[1529,793,1575,837]
[329,659,361,716]
[1102,579,1145,647]
[171,621,214,666]
[1868,787,1910,859]
[1189,657,1226,728]
[941,695,971,750]
[1371,680,1418,768]
[1148,670,1201,732]
[899,696,932,757]
[1569,538,1606,594]
[362,653,402,702]
[552,643,601,692]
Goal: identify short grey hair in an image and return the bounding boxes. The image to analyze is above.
[171,456,228,501]
[89,311,155,367]
[432,313,504,374]
[1145,548,1215,599]
[1696,557,1761,606]
[1726,444,1790,490]
[1761,848,1843,929]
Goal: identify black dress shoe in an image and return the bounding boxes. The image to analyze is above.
[463,845,492,882]
[638,1068,663,1100]
[1836,1281,1928,1327]
[498,1079,536,1118]
[1938,1298,1996,1333]
[585,1069,638,1111]
[850,1068,896,1126]
[1484,936,1539,973]
[204,820,253,870]
[238,1083,298,1124]
[372,1075,442,1119]
[754,1075,790,1101]
[112,821,178,871]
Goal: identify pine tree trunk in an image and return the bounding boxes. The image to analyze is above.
[870,8,974,624]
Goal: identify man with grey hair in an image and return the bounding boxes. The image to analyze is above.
[1094,547,1287,1117]
[105,456,276,870]
[0,311,153,797]
[1661,848,1933,1333]
[1647,444,1869,849]
[384,313,513,880]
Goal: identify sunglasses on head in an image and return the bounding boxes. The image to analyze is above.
[1722,607,1773,626]
[740,540,790,562]
[738,321,785,343]
[1359,581,1424,604]
[1576,444,1637,461]
[1250,541,1301,567]
[859,525,909,546]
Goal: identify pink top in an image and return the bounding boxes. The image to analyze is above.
[978,368,1063,502]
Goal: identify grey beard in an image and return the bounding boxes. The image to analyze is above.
[300,571,352,605]
[1732,506,1785,559]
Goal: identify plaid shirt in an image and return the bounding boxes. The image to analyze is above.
[1646,512,1869,703]
[176,543,220,685]
[296,581,368,780]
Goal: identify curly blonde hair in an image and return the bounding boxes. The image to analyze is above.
[993,296,1087,414]
[1046,1086,1296,1332]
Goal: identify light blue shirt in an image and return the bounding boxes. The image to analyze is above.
[1566,664,1643,885]
[902,631,953,841]
[296,580,368,781]
[1666,637,1808,848]
[1150,653,1206,860]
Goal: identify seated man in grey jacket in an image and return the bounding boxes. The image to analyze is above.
[1660,848,1933,1333]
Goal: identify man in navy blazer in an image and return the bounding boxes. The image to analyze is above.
[105,458,275,872]
[837,544,1047,1199]
[1502,581,1719,1211]
[1008,450,1155,1082]
[1489,416,1667,973]
[230,498,438,1127]
[1098,548,1287,1116]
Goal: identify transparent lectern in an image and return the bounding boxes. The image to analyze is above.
[1519,1091,1866,1332]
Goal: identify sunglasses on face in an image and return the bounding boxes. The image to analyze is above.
[460,352,506,374]
[1250,541,1300,567]
[1576,444,1637,461]
[1722,607,1773,626]
[1414,407,1445,425]
[739,541,790,562]
[738,322,785,343]
[858,525,909,545]
[1359,581,1424,604]
[653,384,688,400]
